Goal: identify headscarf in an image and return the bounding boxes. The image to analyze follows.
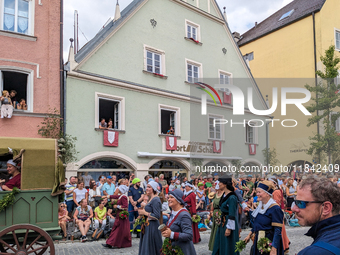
[7,160,17,167]
[148,181,160,193]
[118,185,129,195]
[185,182,194,188]
[168,189,185,205]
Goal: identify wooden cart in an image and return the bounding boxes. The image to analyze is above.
[0,137,65,255]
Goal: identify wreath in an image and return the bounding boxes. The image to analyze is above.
[133,216,146,229]
[235,240,247,252]
[160,238,184,255]
[191,215,201,223]
[257,237,272,254]
[0,187,20,212]
[119,210,129,219]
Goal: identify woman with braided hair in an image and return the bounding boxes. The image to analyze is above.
[212,175,239,255]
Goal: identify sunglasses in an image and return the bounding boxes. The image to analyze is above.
[60,205,66,208]
[293,200,324,209]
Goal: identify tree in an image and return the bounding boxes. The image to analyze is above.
[38,108,78,163]
[262,148,280,167]
[305,45,340,164]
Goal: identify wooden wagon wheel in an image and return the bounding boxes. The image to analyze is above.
[0,224,55,255]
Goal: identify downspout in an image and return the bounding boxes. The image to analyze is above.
[60,0,64,134]
[312,12,320,163]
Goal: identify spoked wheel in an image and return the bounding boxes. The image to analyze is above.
[0,224,55,255]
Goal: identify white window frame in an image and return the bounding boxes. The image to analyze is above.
[95,92,125,130]
[158,104,180,136]
[0,67,34,112]
[185,19,201,42]
[185,58,202,83]
[208,114,224,140]
[330,112,340,132]
[0,0,35,36]
[143,45,166,76]
[218,69,233,92]
[245,120,258,144]
[335,28,340,51]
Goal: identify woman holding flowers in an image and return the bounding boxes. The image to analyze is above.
[183,182,200,244]
[102,185,131,249]
[138,181,163,255]
[161,189,196,255]
[212,175,239,255]
[244,180,284,255]
[208,186,223,251]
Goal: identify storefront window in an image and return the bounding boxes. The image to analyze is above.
[150,160,185,169]
[80,158,128,169]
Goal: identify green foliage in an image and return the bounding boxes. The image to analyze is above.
[160,238,185,255]
[304,45,340,164]
[235,240,247,252]
[262,148,280,167]
[0,187,20,212]
[38,108,78,163]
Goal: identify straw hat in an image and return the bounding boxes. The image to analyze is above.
[208,192,216,200]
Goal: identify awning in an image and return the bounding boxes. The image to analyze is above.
[137,152,242,160]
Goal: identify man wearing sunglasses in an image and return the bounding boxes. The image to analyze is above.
[292,177,340,255]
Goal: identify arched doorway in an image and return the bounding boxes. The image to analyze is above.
[149,160,188,182]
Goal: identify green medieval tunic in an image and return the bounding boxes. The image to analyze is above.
[208,192,223,251]
[212,192,239,255]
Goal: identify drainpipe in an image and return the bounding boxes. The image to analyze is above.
[60,0,64,134]
[312,12,320,163]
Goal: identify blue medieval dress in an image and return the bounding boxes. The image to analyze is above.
[138,196,163,255]
[166,208,197,255]
[212,191,239,255]
[251,200,284,255]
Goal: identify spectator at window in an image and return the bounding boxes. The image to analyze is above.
[108,119,113,129]
[99,118,107,129]
[58,203,70,241]
[74,199,93,242]
[89,182,101,208]
[73,181,88,207]
[0,90,13,118]
[16,99,27,110]
[0,160,21,191]
[167,126,175,135]
[9,90,17,108]
[93,200,107,238]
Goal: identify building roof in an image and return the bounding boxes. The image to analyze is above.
[75,0,145,63]
[237,0,326,46]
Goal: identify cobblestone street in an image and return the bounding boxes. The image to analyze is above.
[53,226,312,255]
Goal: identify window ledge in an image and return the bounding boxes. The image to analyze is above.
[12,111,46,118]
[184,81,199,85]
[142,70,168,79]
[159,134,181,139]
[0,30,37,41]
[95,128,126,133]
[245,142,258,145]
[208,139,225,142]
[184,37,203,46]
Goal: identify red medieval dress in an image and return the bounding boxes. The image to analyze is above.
[106,194,132,248]
[183,191,200,244]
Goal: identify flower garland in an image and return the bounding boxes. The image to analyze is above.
[133,216,146,229]
[235,240,247,252]
[160,238,184,255]
[257,237,272,254]
[119,210,129,219]
[214,211,222,226]
[0,187,20,213]
[191,215,201,223]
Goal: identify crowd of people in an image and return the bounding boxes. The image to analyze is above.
[56,171,340,254]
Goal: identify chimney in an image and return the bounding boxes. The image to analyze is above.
[113,0,121,21]
[233,32,241,42]
[68,38,77,71]
[223,7,227,23]
[255,22,258,28]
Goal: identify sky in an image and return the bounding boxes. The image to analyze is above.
[63,0,294,61]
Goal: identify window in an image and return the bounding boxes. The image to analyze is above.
[0,70,31,111]
[2,0,33,35]
[186,59,202,83]
[95,93,125,130]
[143,45,166,76]
[279,9,294,21]
[185,20,200,42]
[335,30,340,51]
[159,104,180,136]
[243,52,254,62]
[209,116,222,140]
[246,121,258,144]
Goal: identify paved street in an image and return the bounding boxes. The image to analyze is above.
[52,226,312,255]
